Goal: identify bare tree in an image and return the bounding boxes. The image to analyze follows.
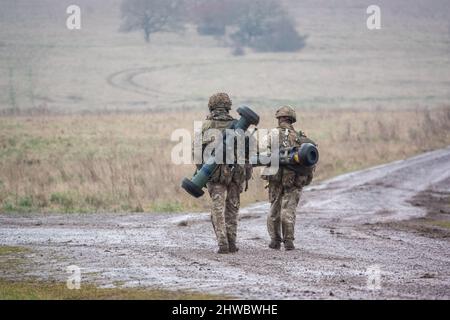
[120,0,184,42]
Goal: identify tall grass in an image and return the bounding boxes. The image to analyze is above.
[0,107,449,213]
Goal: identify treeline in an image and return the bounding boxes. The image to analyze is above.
[120,0,307,54]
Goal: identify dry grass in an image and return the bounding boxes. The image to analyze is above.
[0,279,227,300]
[1,107,449,213]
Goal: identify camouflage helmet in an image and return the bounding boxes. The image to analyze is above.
[275,105,296,123]
[208,92,232,111]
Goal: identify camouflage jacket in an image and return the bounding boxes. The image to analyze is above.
[263,121,315,188]
[196,109,251,188]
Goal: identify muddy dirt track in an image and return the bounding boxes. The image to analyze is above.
[1,147,450,299]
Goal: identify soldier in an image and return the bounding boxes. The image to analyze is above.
[262,106,315,251]
[198,93,252,254]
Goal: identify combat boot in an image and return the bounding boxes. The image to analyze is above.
[229,242,239,253]
[268,239,281,250]
[284,240,295,251]
[217,244,230,254]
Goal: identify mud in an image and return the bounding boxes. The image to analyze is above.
[1,147,450,299]
[378,177,450,239]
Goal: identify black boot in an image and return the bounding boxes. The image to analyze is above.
[284,240,295,251]
[217,244,230,254]
[268,239,281,250]
[229,242,239,253]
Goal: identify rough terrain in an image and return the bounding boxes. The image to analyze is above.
[1,147,450,299]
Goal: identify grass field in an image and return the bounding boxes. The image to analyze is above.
[1,107,449,213]
[1,0,449,112]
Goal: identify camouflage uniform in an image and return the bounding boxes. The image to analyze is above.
[263,106,314,250]
[199,93,251,254]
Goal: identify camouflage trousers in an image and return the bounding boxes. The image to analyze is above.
[267,184,302,242]
[207,182,241,247]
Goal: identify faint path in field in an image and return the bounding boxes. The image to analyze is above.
[106,66,173,98]
[105,61,450,109]
[1,147,450,299]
